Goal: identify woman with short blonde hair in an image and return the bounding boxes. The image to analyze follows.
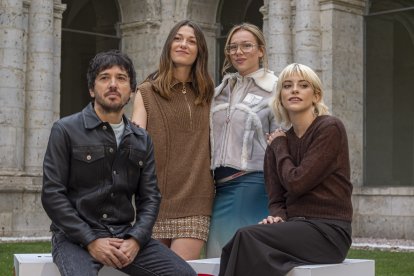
[219,63,353,276]
[272,63,329,128]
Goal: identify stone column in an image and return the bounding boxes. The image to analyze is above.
[120,20,161,83]
[53,4,66,121]
[294,0,321,74]
[24,0,55,174]
[0,0,25,173]
[198,22,219,81]
[320,0,365,186]
[267,0,292,75]
[260,0,269,40]
[120,20,161,117]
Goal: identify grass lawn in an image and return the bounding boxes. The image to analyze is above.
[1,242,51,276]
[2,241,414,276]
[347,249,414,275]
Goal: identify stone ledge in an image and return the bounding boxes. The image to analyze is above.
[0,175,42,192]
[353,187,414,196]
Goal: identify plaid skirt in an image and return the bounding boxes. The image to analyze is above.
[152,215,210,242]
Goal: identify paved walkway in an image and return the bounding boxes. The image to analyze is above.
[352,237,414,252]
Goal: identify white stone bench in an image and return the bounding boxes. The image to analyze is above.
[14,254,375,276]
[14,254,128,276]
[188,257,375,276]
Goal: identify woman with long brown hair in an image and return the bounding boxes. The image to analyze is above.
[132,20,214,260]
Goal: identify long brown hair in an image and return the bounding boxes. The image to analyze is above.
[146,20,214,105]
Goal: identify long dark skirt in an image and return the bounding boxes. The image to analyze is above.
[219,218,352,276]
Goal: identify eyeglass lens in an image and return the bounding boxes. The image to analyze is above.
[226,43,255,54]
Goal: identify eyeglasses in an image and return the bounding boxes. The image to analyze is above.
[225,42,259,55]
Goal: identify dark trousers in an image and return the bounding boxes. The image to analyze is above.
[52,232,196,276]
[219,218,352,276]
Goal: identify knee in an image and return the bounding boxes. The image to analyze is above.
[234,225,256,237]
[222,225,254,251]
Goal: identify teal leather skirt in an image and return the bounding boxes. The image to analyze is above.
[206,172,268,258]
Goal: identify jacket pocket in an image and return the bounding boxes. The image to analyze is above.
[245,130,255,160]
[71,146,105,188]
[73,146,105,163]
[128,149,146,168]
[127,149,147,188]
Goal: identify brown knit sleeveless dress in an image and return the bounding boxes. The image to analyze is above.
[138,80,214,241]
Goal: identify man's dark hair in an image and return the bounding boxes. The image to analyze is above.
[87,50,137,92]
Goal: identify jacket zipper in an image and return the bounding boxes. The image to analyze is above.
[182,82,193,129]
[220,89,233,164]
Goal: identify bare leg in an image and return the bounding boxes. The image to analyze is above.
[171,238,204,260]
[157,238,172,247]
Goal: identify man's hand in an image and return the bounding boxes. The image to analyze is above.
[259,216,285,224]
[110,238,140,267]
[87,238,129,268]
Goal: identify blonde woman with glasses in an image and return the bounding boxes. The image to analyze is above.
[207,23,278,258]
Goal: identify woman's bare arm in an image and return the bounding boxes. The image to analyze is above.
[131,90,147,129]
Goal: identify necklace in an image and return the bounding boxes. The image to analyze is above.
[181,82,187,94]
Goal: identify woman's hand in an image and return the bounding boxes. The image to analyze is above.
[266,128,286,145]
[259,216,285,224]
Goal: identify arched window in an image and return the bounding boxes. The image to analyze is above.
[60,0,121,117]
[365,0,414,186]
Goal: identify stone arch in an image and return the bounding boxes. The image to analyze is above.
[370,0,414,44]
[60,0,121,117]
[365,0,414,186]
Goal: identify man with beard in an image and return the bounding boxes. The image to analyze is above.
[41,50,196,276]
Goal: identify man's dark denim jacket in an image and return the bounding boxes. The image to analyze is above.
[41,103,160,248]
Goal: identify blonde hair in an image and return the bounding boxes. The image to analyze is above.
[221,23,268,76]
[271,63,330,128]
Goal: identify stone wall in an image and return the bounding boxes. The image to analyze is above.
[2,182,414,239]
[0,0,413,240]
[0,175,49,237]
[0,0,64,238]
[353,187,414,240]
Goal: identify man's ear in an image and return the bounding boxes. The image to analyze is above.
[89,89,95,98]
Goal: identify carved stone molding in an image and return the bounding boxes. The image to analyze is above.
[319,0,366,15]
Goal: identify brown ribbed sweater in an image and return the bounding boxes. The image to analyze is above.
[138,80,214,219]
[264,115,353,222]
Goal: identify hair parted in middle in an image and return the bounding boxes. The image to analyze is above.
[145,20,214,105]
[271,63,330,128]
[221,22,269,76]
